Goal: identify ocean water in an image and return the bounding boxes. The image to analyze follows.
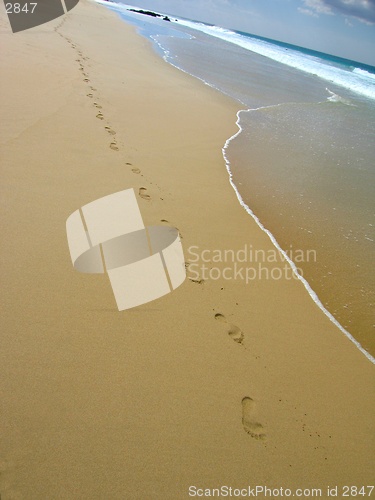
[97,1,375,361]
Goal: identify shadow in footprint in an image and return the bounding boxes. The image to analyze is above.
[242,397,266,440]
[215,313,244,344]
[139,187,151,201]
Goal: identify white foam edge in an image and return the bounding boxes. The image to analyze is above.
[223,108,375,365]
[96,0,375,365]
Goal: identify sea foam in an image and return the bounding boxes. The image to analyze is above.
[174,19,375,101]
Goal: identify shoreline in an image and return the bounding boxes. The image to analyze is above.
[111,6,374,361]
[223,100,375,358]
[222,109,375,364]
[1,1,374,497]
[123,10,375,361]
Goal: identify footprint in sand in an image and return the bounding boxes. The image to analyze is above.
[139,187,151,201]
[214,313,244,344]
[93,102,102,109]
[110,142,119,151]
[83,78,90,83]
[190,278,205,284]
[87,93,93,98]
[104,126,116,135]
[241,397,266,440]
[96,113,104,120]
[131,167,141,174]
[90,87,97,92]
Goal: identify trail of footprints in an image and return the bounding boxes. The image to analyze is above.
[55,28,161,192]
[56,28,119,152]
[55,24,265,443]
[55,28,162,197]
[214,314,266,438]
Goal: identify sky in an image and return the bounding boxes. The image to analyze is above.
[119,0,375,65]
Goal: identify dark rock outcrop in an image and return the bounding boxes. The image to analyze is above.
[128,9,171,22]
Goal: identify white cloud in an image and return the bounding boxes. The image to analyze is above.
[298,7,319,16]
[302,0,334,14]
[300,0,375,23]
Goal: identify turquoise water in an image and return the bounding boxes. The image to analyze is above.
[97,1,375,360]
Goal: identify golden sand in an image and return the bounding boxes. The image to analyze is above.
[0,1,374,497]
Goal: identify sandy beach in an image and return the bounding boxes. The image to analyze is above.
[0,1,374,498]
